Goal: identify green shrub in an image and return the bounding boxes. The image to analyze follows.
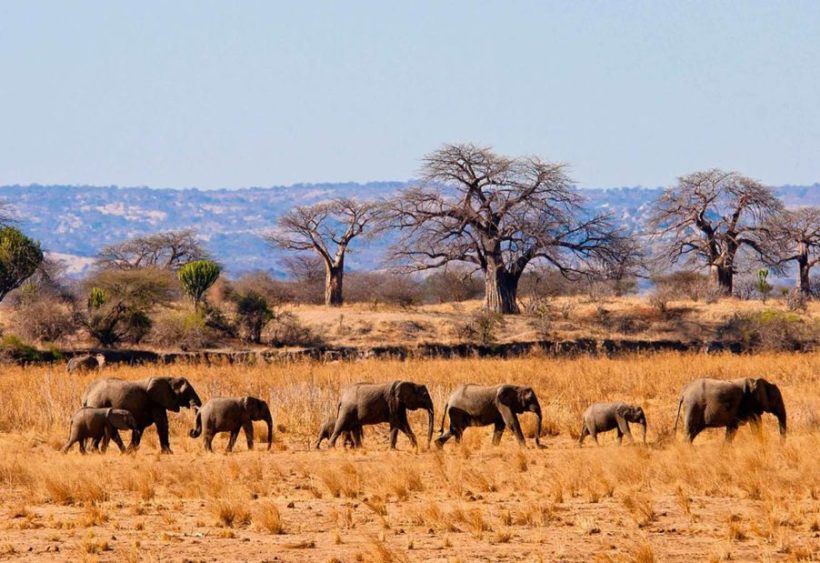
[717,310,818,352]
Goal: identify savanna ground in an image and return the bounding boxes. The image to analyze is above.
[286,296,820,348]
[0,352,818,562]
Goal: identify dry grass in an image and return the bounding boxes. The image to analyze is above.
[0,352,817,560]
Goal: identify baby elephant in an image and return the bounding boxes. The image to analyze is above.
[62,407,138,454]
[579,402,647,446]
[189,396,273,452]
[315,416,362,449]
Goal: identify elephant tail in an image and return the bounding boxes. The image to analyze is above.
[438,402,448,435]
[189,410,202,438]
[673,396,683,435]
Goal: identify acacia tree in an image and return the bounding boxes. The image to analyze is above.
[648,169,782,295]
[178,260,221,311]
[96,230,209,270]
[767,207,820,295]
[387,144,632,314]
[268,198,377,307]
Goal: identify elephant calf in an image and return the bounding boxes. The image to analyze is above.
[315,416,362,449]
[62,407,137,454]
[578,402,646,446]
[190,396,273,452]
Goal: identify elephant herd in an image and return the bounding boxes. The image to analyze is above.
[62,375,788,455]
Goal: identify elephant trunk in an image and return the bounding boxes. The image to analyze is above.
[773,402,787,437]
[263,407,273,450]
[426,407,434,449]
[189,410,202,438]
[532,404,543,447]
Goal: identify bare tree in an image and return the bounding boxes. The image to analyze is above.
[267,198,378,306]
[648,169,782,295]
[386,144,633,314]
[95,230,210,271]
[767,207,820,295]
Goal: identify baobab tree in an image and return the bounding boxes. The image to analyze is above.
[767,207,820,295]
[268,198,378,307]
[648,169,782,295]
[96,230,210,271]
[387,144,632,314]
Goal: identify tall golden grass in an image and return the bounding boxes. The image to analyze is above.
[0,352,817,560]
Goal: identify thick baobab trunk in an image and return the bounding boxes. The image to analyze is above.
[709,264,733,295]
[797,245,812,295]
[484,265,520,314]
[325,264,344,307]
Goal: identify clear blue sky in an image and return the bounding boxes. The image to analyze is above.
[1,2,818,189]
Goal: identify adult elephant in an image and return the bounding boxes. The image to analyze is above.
[674,377,787,443]
[436,384,543,448]
[328,381,434,450]
[82,377,202,453]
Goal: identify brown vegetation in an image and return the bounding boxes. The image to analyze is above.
[0,352,817,560]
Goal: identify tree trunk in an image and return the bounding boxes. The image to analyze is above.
[325,264,344,307]
[709,264,733,295]
[484,265,520,314]
[797,252,812,296]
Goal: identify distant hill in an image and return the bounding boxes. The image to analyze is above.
[1,183,817,276]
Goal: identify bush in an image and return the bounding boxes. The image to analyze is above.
[717,310,818,352]
[786,288,809,312]
[455,311,505,346]
[235,292,274,344]
[345,272,423,307]
[12,298,77,343]
[265,312,322,347]
[0,334,61,363]
[148,310,217,351]
[651,272,711,301]
[421,271,483,303]
[524,296,552,339]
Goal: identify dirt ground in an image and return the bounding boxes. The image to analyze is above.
[0,353,818,562]
[1,429,818,562]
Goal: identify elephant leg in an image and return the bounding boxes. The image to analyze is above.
[107,428,127,453]
[61,438,75,454]
[126,427,142,452]
[154,411,172,454]
[615,415,633,445]
[226,430,240,452]
[397,411,418,449]
[498,405,525,446]
[204,432,214,452]
[590,428,600,445]
[492,419,506,446]
[243,421,255,450]
[352,427,364,448]
[616,428,624,446]
[578,424,589,446]
[724,425,738,443]
[389,426,400,449]
[91,436,103,453]
[328,409,354,448]
[78,438,87,455]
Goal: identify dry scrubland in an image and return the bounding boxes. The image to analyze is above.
[0,352,818,562]
[271,296,820,348]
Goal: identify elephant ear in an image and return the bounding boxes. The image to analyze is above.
[496,385,519,409]
[147,378,180,412]
[387,381,404,416]
[240,396,257,417]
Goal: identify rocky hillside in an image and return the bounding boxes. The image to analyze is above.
[1,183,817,276]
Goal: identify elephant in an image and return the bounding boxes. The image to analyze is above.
[435,384,543,448]
[315,415,362,449]
[328,381,434,450]
[189,396,273,452]
[82,376,202,454]
[578,402,646,446]
[67,354,106,373]
[62,407,137,454]
[674,377,787,443]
